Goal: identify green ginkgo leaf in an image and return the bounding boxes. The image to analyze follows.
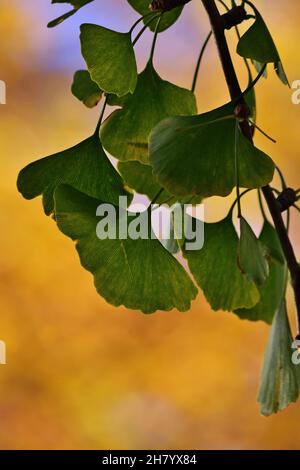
[54,184,198,313]
[149,103,274,198]
[275,61,289,86]
[71,70,102,108]
[118,161,171,203]
[238,217,269,286]
[17,135,129,215]
[183,214,260,312]
[235,222,286,324]
[127,0,183,32]
[80,24,137,97]
[118,161,202,206]
[48,0,94,28]
[237,7,288,85]
[101,61,197,163]
[258,299,300,416]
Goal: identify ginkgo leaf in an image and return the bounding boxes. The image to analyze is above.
[238,217,269,286]
[127,0,183,32]
[275,61,289,86]
[235,222,286,324]
[48,0,94,28]
[118,161,171,203]
[101,61,197,163]
[118,161,202,205]
[183,214,260,312]
[17,135,129,215]
[149,103,274,198]
[71,70,102,108]
[80,24,137,97]
[237,7,288,85]
[54,184,198,313]
[258,299,300,416]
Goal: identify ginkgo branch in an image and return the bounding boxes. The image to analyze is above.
[200,0,300,336]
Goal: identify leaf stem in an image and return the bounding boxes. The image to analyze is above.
[293,204,300,214]
[258,189,268,222]
[95,95,108,135]
[238,64,266,102]
[229,188,253,215]
[132,14,161,46]
[149,14,163,63]
[270,186,280,195]
[191,31,212,92]
[129,12,154,34]
[275,166,287,190]
[234,120,242,218]
[248,120,276,143]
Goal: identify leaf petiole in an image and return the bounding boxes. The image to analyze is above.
[248,120,276,143]
[95,95,108,135]
[149,14,163,63]
[229,188,254,215]
[191,31,212,93]
[132,14,161,46]
[234,121,242,217]
[258,189,268,222]
[275,166,287,190]
[129,12,155,34]
[150,188,165,207]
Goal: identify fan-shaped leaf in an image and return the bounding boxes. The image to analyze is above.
[17,135,129,215]
[118,161,202,206]
[237,7,288,85]
[101,61,197,163]
[80,24,137,97]
[71,70,102,108]
[238,217,269,286]
[118,161,170,202]
[183,214,260,312]
[235,222,286,323]
[149,103,274,198]
[258,300,300,416]
[48,0,94,28]
[54,184,198,313]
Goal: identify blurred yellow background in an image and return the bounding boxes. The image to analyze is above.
[0,0,300,449]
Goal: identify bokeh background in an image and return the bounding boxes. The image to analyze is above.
[0,0,300,449]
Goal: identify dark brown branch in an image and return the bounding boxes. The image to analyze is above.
[201,0,300,333]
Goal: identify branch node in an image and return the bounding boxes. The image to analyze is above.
[234,103,251,121]
[276,188,298,212]
[221,5,248,30]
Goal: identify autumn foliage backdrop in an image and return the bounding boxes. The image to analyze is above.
[0,0,300,449]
